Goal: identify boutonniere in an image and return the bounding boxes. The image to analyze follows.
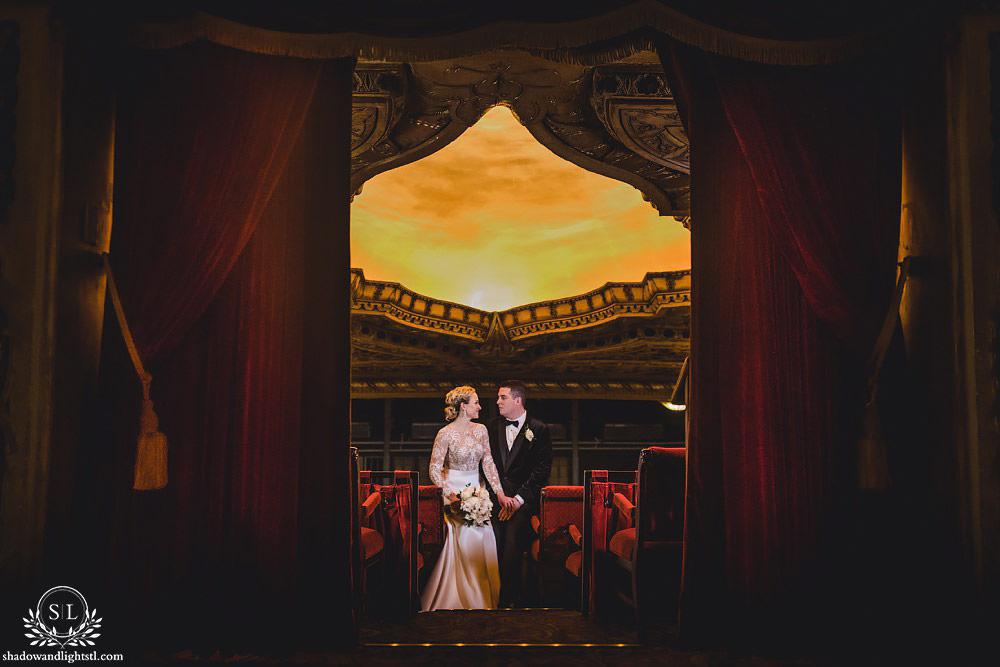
[524,427,534,442]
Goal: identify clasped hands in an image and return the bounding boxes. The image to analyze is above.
[446,492,519,521]
[496,493,519,521]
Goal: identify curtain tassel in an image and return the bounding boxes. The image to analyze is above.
[134,375,168,490]
[103,253,168,490]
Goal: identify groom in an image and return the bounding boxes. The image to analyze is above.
[486,380,552,608]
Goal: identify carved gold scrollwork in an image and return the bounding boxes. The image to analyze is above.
[591,67,690,174]
[351,103,389,156]
[349,51,691,218]
[351,65,407,158]
[413,57,583,125]
[351,268,690,345]
[484,312,514,354]
[613,107,689,172]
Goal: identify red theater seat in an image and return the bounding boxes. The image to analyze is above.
[351,448,363,623]
[527,485,584,606]
[361,526,385,561]
[359,470,420,617]
[565,522,584,578]
[609,527,636,561]
[531,486,585,563]
[602,448,686,635]
[565,549,582,578]
[581,469,637,616]
[417,485,445,576]
[530,538,541,562]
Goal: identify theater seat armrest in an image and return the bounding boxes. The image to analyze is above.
[361,491,380,521]
[568,523,582,547]
[612,492,635,520]
[530,515,541,534]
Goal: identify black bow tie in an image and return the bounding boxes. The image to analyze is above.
[505,419,520,428]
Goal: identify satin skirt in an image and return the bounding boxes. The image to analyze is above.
[419,469,501,611]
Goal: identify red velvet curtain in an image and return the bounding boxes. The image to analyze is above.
[656,39,902,644]
[113,43,320,361]
[106,42,321,647]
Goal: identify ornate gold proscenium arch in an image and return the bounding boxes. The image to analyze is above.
[350,50,691,220]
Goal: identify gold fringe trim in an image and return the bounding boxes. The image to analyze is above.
[130,1,887,66]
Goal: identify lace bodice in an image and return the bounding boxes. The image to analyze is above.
[429,422,503,497]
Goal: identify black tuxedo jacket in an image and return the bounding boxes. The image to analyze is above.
[485,414,552,510]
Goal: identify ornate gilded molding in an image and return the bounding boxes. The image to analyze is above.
[501,272,690,341]
[351,268,690,345]
[350,50,691,216]
[350,268,690,397]
[484,312,514,354]
[350,379,674,401]
[590,67,689,174]
[351,65,407,159]
[411,57,584,126]
[351,270,491,342]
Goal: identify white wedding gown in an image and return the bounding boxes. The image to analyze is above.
[420,422,503,611]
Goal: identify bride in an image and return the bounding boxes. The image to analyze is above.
[420,385,512,610]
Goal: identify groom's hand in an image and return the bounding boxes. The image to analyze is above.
[498,495,520,521]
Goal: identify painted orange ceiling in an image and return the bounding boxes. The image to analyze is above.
[350,105,690,311]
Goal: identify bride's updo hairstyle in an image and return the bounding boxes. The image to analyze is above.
[444,385,477,421]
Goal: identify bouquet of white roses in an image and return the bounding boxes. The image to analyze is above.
[456,484,492,527]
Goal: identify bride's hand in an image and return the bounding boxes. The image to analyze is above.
[447,492,460,505]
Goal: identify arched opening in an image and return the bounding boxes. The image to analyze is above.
[349,58,691,620]
[352,105,689,309]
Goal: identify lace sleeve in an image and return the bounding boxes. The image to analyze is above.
[478,425,504,498]
[429,428,448,489]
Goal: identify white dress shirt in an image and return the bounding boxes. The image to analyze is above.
[505,414,524,450]
[504,413,526,508]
